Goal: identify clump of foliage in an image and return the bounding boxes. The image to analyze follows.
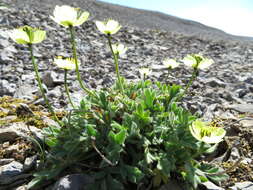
[8,5,228,190]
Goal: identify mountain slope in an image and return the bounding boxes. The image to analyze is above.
[11,0,253,44]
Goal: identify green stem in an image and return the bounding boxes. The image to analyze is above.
[69,26,94,97]
[64,69,75,109]
[107,34,124,93]
[176,68,198,102]
[28,44,61,126]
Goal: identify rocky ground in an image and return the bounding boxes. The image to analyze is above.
[0,0,253,189]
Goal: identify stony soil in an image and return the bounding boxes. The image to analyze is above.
[0,0,253,189]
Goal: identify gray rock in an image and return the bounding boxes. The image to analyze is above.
[0,122,44,143]
[204,77,226,88]
[23,155,37,171]
[41,115,61,128]
[229,147,241,161]
[239,119,253,128]
[14,83,37,100]
[228,104,253,114]
[53,174,94,190]
[229,181,253,190]
[0,80,16,96]
[0,161,24,185]
[0,158,15,166]
[201,181,225,190]
[244,77,253,85]
[16,103,34,117]
[42,71,63,88]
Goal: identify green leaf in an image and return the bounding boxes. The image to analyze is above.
[27,176,44,189]
[208,173,229,183]
[86,124,97,137]
[124,165,144,183]
[115,129,127,145]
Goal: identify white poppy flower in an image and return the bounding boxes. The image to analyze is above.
[9,26,46,45]
[95,19,121,35]
[54,56,79,70]
[139,68,152,78]
[50,5,89,27]
[182,54,214,70]
[112,44,127,56]
[163,58,180,69]
[189,120,226,144]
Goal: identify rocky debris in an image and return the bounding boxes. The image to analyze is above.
[0,122,44,143]
[0,161,24,185]
[229,182,253,190]
[23,155,37,171]
[0,158,15,165]
[13,83,37,100]
[0,80,16,96]
[53,174,94,190]
[42,71,64,88]
[16,103,35,117]
[201,181,225,190]
[228,104,253,114]
[239,119,253,128]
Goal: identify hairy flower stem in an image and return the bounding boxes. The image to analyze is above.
[69,26,94,97]
[176,69,199,102]
[107,34,124,93]
[28,44,61,126]
[64,70,75,109]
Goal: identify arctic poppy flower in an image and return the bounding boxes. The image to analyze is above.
[9,26,46,45]
[182,54,214,70]
[95,19,121,35]
[190,120,226,144]
[51,5,89,27]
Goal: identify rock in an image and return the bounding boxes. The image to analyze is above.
[201,181,225,190]
[229,147,241,161]
[14,83,37,100]
[16,103,35,117]
[53,174,94,190]
[23,155,37,171]
[42,71,63,88]
[0,122,44,143]
[244,77,253,85]
[239,119,253,128]
[228,104,253,114]
[204,77,226,88]
[0,80,16,96]
[0,161,24,185]
[0,158,15,166]
[41,116,60,128]
[229,181,253,190]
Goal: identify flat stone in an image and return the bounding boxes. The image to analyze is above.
[201,181,225,190]
[228,104,253,114]
[204,77,227,88]
[229,181,253,190]
[0,158,15,166]
[0,122,44,143]
[42,71,63,88]
[240,119,253,128]
[23,155,37,171]
[0,80,16,96]
[0,161,24,185]
[53,174,94,190]
[14,84,37,100]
